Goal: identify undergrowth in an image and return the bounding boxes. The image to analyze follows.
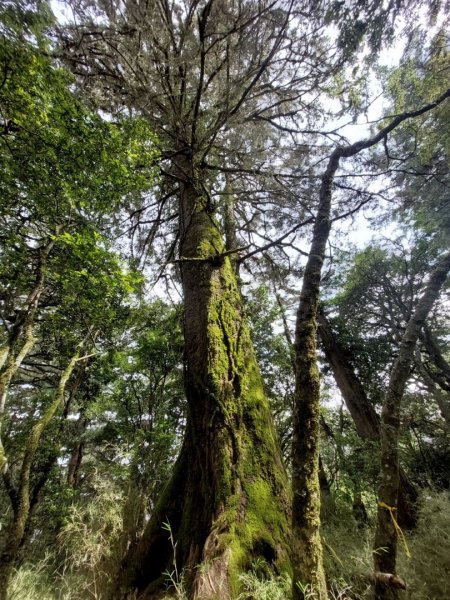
[237,561,291,600]
[400,490,450,599]
[7,490,450,600]
[8,558,58,600]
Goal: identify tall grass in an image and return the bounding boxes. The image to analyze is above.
[56,476,123,599]
[323,490,450,600]
[238,562,291,600]
[400,491,450,599]
[7,490,450,600]
[8,558,59,600]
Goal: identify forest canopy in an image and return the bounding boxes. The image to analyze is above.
[0,1,449,600]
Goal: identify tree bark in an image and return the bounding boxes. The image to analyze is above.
[66,412,88,489]
[317,310,380,439]
[420,324,450,392]
[67,437,85,489]
[0,236,55,475]
[373,251,450,599]
[352,487,369,528]
[291,153,340,600]
[415,349,450,427]
[115,167,291,600]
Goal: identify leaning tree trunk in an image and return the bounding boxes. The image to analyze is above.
[415,352,450,427]
[317,309,418,528]
[115,167,291,600]
[373,251,450,600]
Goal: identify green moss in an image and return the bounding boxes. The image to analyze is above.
[205,467,290,597]
[144,206,291,597]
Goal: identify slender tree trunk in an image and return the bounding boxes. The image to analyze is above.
[291,154,341,600]
[352,487,369,528]
[0,236,55,475]
[67,417,88,488]
[0,321,35,430]
[67,439,85,489]
[115,166,290,600]
[319,458,335,519]
[0,347,80,600]
[290,91,449,595]
[415,350,450,427]
[317,310,380,440]
[373,252,450,600]
[428,386,450,427]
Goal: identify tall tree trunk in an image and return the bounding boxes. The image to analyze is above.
[291,154,340,600]
[67,438,85,489]
[319,457,335,519]
[0,346,80,600]
[115,166,291,600]
[317,309,417,527]
[0,236,55,475]
[317,310,380,440]
[352,487,369,528]
[415,349,450,427]
[373,252,450,600]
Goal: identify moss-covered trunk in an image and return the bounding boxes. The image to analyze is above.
[0,511,27,600]
[291,155,340,600]
[115,167,290,599]
[289,98,449,597]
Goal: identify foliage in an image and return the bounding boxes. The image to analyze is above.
[320,407,380,508]
[325,0,434,55]
[246,285,295,459]
[0,0,449,598]
[0,22,158,223]
[8,491,449,599]
[321,490,450,600]
[162,521,188,600]
[8,559,57,600]
[381,32,450,249]
[322,513,374,599]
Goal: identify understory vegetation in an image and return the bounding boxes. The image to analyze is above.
[7,490,450,599]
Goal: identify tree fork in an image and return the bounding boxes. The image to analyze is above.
[291,89,450,600]
[373,251,450,599]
